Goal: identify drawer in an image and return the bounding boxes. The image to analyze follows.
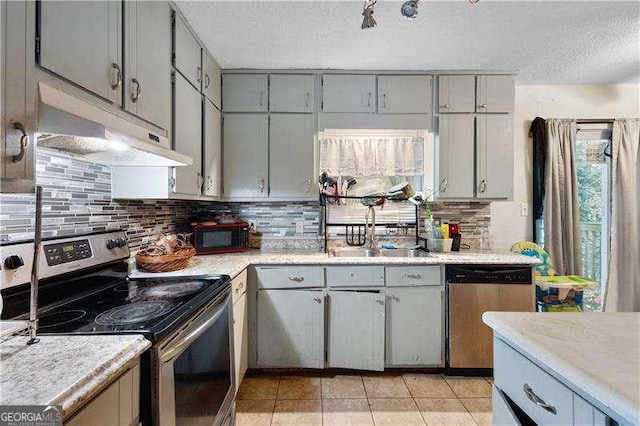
[326,266,384,287]
[256,266,324,289]
[231,269,248,304]
[385,266,441,287]
[494,338,574,425]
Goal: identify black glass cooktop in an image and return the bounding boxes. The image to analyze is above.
[2,268,230,343]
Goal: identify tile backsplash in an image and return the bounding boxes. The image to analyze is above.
[0,148,492,252]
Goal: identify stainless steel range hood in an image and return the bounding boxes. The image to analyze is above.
[37,83,192,167]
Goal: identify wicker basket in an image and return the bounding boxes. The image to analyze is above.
[135,246,196,273]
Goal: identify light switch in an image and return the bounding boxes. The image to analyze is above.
[520,203,529,216]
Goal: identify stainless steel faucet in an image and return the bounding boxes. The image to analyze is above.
[365,205,377,249]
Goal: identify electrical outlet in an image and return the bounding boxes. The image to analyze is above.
[295,219,305,234]
[520,203,529,217]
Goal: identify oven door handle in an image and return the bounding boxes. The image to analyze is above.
[160,299,227,363]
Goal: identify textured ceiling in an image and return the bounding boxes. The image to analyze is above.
[176,1,640,85]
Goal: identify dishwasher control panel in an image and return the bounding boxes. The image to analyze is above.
[446,265,532,284]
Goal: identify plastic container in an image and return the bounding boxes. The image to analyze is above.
[428,238,453,252]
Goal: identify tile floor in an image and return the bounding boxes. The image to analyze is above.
[236,373,493,425]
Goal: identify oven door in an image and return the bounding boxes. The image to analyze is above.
[156,288,235,426]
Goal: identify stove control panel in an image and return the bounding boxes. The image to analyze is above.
[44,240,92,266]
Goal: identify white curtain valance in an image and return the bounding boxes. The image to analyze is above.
[319,130,425,177]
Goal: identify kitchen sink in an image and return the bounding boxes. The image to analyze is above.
[328,248,431,258]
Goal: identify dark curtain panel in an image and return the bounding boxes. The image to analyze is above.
[529,117,547,243]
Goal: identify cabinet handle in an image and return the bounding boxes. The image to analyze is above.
[110,63,122,90]
[305,179,312,193]
[523,384,557,415]
[206,175,213,192]
[440,103,450,109]
[383,93,388,108]
[405,273,422,279]
[367,92,372,107]
[305,92,310,108]
[478,103,487,109]
[258,91,264,106]
[129,78,141,103]
[197,67,202,83]
[205,73,210,89]
[258,179,265,193]
[391,295,400,302]
[289,276,305,282]
[11,122,30,163]
[197,173,204,193]
[313,296,322,303]
[439,178,448,193]
[239,281,244,288]
[479,180,487,193]
[376,299,384,305]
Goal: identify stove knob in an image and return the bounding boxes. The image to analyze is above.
[106,239,117,250]
[4,255,25,270]
[116,238,127,248]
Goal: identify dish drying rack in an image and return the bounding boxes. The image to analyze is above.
[319,193,420,252]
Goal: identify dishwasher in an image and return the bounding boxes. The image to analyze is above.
[447,265,534,369]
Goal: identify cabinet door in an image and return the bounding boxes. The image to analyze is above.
[173,73,202,195]
[328,291,385,371]
[203,52,221,108]
[233,292,248,390]
[438,114,474,198]
[438,75,475,113]
[476,114,513,199]
[222,74,268,112]
[378,75,432,114]
[322,74,376,113]
[269,74,315,113]
[39,0,122,104]
[222,114,268,198]
[203,99,222,197]
[173,11,201,90]
[257,289,324,368]
[124,1,171,131]
[1,0,35,193]
[492,385,523,426]
[269,114,315,198]
[386,287,443,366]
[476,75,515,113]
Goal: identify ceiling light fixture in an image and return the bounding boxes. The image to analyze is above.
[400,0,419,20]
[361,0,377,29]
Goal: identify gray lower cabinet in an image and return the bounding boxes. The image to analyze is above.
[173,11,201,90]
[256,289,325,368]
[39,0,122,105]
[269,114,315,199]
[378,75,432,114]
[222,114,269,198]
[1,0,35,193]
[269,74,315,113]
[203,99,222,197]
[327,290,385,371]
[322,74,376,113]
[222,74,268,113]
[173,72,202,196]
[124,1,171,131]
[386,287,444,366]
[476,114,514,199]
[438,114,475,198]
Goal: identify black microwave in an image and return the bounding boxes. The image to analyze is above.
[193,222,251,254]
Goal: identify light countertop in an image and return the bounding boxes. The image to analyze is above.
[0,335,150,420]
[482,312,640,425]
[129,249,539,279]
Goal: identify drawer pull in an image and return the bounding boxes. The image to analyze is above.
[313,296,322,303]
[405,273,422,279]
[523,384,557,415]
[288,276,305,282]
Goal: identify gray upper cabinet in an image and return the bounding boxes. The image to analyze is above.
[476,75,515,113]
[438,114,475,198]
[39,0,122,105]
[173,72,202,196]
[202,52,221,108]
[476,114,514,198]
[124,1,171,131]
[327,291,385,371]
[222,74,268,112]
[222,114,269,198]
[386,287,443,366]
[269,114,315,199]
[269,74,315,113]
[1,0,35,193]
[438,75,475,113]
[378,75,432,114]
[203,98,222,197]
[256,289,325,368]
[322,74,376,113]
[173,11,201,90]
